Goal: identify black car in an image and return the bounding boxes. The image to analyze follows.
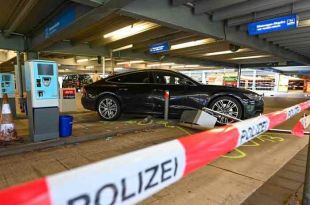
[82,69,264,124]
[62,74,93,91]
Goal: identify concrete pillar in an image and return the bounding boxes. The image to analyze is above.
[24,51,38,61]
[274,73,280,92]
[202,71,206,84]
[15,51,23,97]
[110,51,114,75]
[252,69,256,91]
[237,65,241,88]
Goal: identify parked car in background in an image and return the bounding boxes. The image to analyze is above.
[62,74,93,91]
[81,69,264,124]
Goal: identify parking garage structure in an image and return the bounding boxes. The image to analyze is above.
[0,0,309,204]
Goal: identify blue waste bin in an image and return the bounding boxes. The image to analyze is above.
[59,115,73,137]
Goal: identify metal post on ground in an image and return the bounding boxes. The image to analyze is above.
[164,90,169,121]
[101,56,105,78]
[302,122,310,205]
[110,51,114,75]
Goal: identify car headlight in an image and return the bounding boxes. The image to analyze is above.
[244,93,262,101]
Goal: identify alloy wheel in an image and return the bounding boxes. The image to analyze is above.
[98,98,118,120]
[211,99,239,124]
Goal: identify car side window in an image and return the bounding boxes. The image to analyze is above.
[154,72,192,85]
[108,72,152,84]
[72,75,78,81]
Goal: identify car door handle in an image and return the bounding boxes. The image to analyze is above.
[153,88,163,92]
[118,88,128,91]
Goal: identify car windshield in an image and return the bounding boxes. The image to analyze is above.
[177,72,201,85]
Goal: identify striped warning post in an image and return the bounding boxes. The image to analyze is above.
[0,94,17,142]
[0,100,309,204]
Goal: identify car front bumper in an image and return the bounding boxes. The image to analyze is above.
[242,98,264,119]
[81,96,97,111]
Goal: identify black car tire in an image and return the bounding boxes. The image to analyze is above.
[209,96,243,125]
[97,96,121,121]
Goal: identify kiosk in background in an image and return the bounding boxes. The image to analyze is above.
[25,60,59,142]
[0,73,16,117]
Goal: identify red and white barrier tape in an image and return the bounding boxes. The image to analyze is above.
[0,100,310,205]
[292,114,310,137]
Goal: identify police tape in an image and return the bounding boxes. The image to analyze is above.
[0,100,309,205]
[292,114,310,137]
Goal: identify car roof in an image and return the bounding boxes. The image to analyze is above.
[113,69,177,76]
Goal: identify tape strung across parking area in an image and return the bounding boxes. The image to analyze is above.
[0,101,309,205]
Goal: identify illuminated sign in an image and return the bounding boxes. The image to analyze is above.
[248,15,298,36]
[149,42,170,54]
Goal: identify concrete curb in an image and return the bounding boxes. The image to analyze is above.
[0,123,164,157]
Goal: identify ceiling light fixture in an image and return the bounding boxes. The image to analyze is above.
[170,38,214,50]
[112,44,133,52]
[85,66,94,70]
[230,55,271,60]
[171,65,185,69]
[204,48,250,56]
[116,60,144,65]
[147,62,175,67]
[130,60,144,64]
[147,63,161,67]
[298,19,310,27]
[76,58,89,63]
[103,22,158,40]
[117,62,130,65]
[161,63,175,66]
[185,64,200,67]
[205,50,233,56]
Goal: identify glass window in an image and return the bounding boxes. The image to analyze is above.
[108,72,151,83]
[37,64,54,76]
[154,72,193,85]
[79,75,93,84]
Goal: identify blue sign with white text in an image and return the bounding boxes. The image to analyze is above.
[298,70,310,75]
[45,7,76,39]
[149,42,170,54]
[248,15,298,36]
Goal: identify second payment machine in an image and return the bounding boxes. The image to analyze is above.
[0,73,16,116]
[25,60,59,142]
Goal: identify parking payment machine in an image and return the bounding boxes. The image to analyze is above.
[0,73,16,117]
[25,60,59,142]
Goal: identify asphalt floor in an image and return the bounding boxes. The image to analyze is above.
[0,97,308,205]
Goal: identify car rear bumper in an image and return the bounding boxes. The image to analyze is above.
[81,96,97,111]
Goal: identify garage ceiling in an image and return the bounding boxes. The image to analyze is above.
[0,0,310,69]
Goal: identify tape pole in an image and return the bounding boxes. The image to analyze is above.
[0,100,309,204]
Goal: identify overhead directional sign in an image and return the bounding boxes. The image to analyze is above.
[45,7,76,39]
[149,42,170,54]
[298,70,310,75]
[248,15,298,36]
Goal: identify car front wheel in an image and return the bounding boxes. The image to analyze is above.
[97,96,121,121]
[209,96,242,125]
